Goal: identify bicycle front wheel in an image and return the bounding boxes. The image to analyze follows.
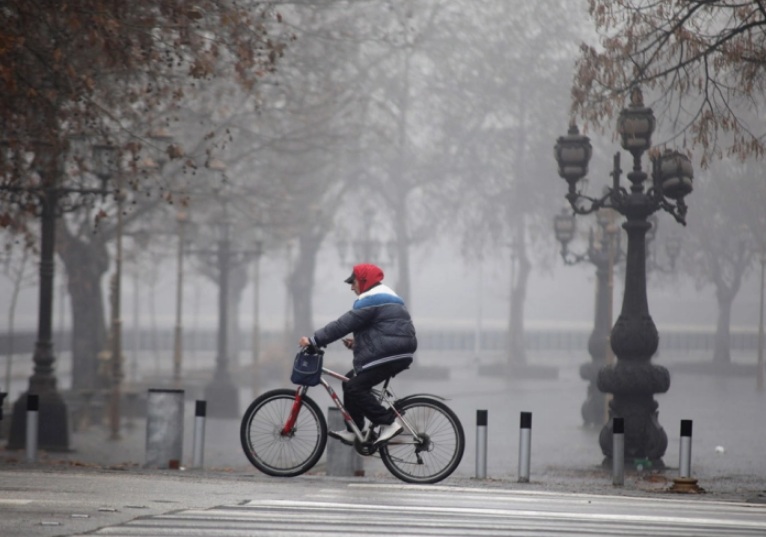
[379,396,465,484]
[240,389,327,477]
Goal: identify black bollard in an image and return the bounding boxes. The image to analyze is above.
[192,400,207,469]
[475,410,488,479]
[26,394,39,463]
[517,411,532,483]
[612,417,625,486]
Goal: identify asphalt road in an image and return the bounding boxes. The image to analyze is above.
[2,349,765,536]
[1,469,765,537]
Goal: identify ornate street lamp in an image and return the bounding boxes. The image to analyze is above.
[2,138,114,451]
[554,87,693,467]
[554,207,622,427]
[553,208,576,248]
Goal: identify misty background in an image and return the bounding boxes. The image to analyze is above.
[1,0,764,419]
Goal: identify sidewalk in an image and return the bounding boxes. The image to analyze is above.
[1,349,765,504]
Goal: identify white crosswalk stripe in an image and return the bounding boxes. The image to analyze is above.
[80,484,766,536]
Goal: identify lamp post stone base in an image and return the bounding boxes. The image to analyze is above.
[597,362,670,464]
[579,361,606,427]
[668,477,705,494]
[6,391,70,451]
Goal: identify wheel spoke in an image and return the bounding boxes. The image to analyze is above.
[381,398,464,484]
[240,390,327,477]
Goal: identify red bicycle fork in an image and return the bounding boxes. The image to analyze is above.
[281,387,307,436]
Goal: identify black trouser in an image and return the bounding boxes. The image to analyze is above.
[343,360,411,430]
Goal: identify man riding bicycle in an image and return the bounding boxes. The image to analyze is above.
[298,263,417,446]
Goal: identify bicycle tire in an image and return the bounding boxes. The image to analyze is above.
[240,389,327,477]
[379,396,465,484]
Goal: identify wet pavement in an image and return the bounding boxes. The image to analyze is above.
[1,349,765,504]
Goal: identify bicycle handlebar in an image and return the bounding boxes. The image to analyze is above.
[301,344,324,356]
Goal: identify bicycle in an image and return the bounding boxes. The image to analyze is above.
[240,348,465,484]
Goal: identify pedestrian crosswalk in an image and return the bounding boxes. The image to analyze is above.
[79,483,766,536]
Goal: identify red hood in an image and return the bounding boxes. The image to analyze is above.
[353,263,384,293]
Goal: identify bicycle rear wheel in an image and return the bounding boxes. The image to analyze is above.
[240,389,327,477]
[379,396,464,484]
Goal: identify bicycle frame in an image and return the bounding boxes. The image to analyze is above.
[283,366,416,446]
[241,355,465,483]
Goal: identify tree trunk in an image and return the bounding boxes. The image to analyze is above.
[506,96,530,367]
[57,223,109,391]
[708,242,748,366]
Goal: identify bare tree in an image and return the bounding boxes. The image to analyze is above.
[1,2,289,390]
[573,0,766,163]
[681,160,761,364]
[1,236,37,396]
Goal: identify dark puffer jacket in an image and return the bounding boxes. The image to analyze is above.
[310,283,417,373]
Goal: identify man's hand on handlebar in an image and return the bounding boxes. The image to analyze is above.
[298,336,352,352]
[298,336,322,354]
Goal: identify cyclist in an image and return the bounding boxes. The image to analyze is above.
[298,262,417,446]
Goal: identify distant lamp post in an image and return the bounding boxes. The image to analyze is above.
[665,236,682,268]
[173,210,187,387]
[3,138,113,451]
[554,206,622,428]
[553,209,576,248]
[202,161,238,417]
[336,218,396,270]
[203,204,239,417]
[758,248,765,392]
[645,215,682,273]
[554,87,693,466]
[335,213,396,269]
[199,162,256,417]
[146,128,179,382]
[251,226,264,392]
[93,143,124,441]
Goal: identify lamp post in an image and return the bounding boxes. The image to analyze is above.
[554,207,622,427]
[336,223,396,271]
[172,210,187,387]
[199,213,256,417]
[336,213,396,270]
[758,249,765,392]
[554,87,694,466]
[251,228,264,393]
[199,167,256,417]
[92,143,125,441]
[202,213,239,417]
[3,139,113,451]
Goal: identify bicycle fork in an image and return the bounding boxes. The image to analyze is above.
[280,386,308,436]
[282,382,369,441]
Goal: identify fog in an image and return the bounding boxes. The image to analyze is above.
[1,233,760,339]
